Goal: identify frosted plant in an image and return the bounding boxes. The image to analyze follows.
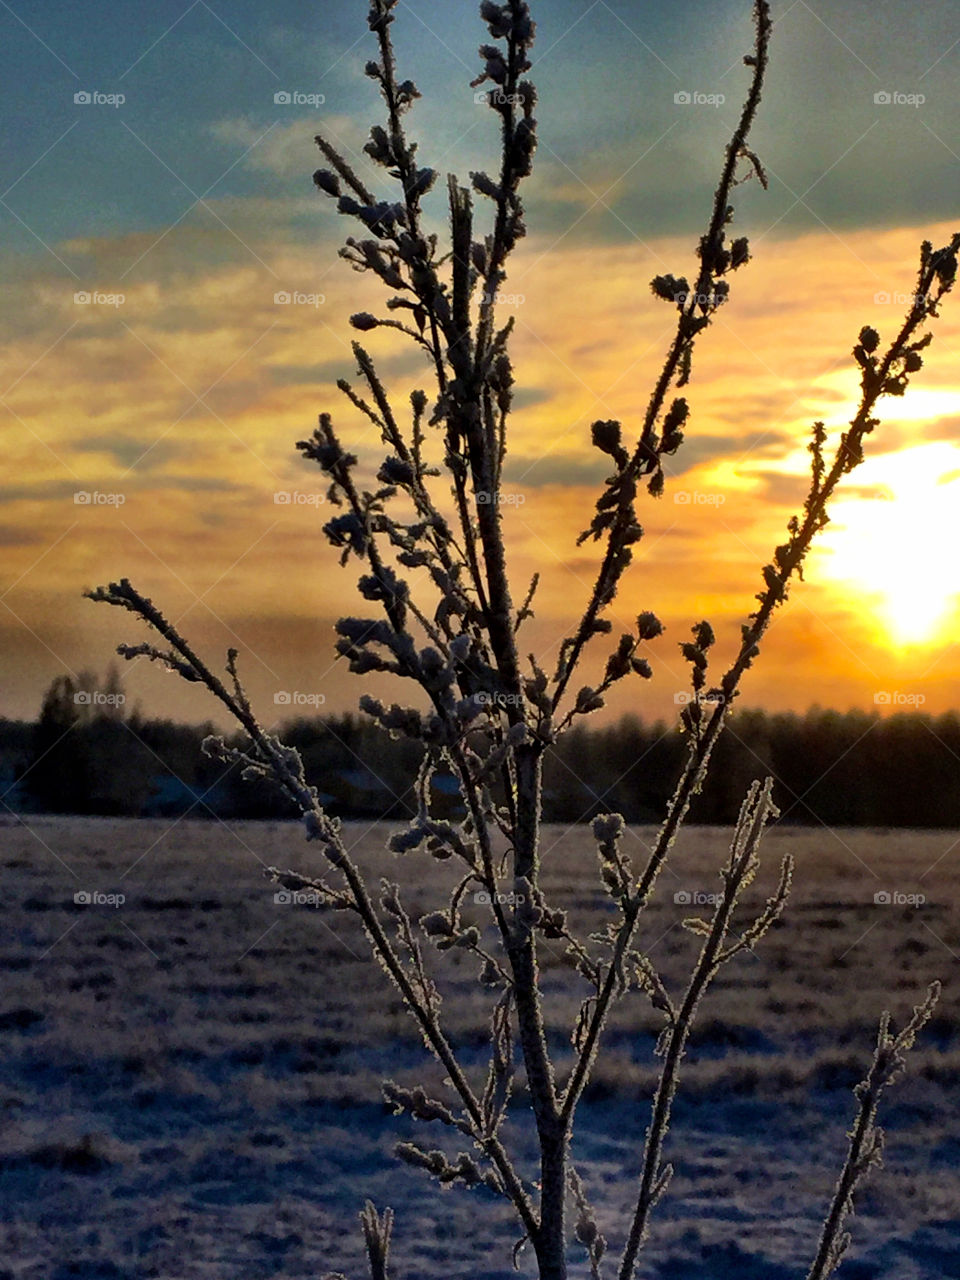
[88,1,957,1276]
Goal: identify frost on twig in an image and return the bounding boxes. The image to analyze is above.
[805,983,942,1280]
[83,0,957,1275]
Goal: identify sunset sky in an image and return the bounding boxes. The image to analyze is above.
[1,0,959,728]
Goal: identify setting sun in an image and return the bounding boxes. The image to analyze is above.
[817,441,960,647]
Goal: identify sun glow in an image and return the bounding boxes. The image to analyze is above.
[818,442,960,647]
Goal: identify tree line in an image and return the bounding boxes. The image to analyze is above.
[1,669,958,827]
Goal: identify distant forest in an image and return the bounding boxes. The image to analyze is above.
[3,669,960,827]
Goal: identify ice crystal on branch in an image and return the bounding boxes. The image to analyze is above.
[85,1,958,1277]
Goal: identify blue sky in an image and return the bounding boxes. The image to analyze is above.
[1,0,957,259]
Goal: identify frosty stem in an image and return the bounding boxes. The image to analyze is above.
[85,1,958,1277]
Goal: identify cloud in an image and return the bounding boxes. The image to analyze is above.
[1,189,959,724]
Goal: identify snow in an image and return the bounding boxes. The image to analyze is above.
[2,817,958,1277]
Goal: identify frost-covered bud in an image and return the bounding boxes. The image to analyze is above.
[380,881,402,916]
[455,695,486,724]
[350,312,379,331]
[730,236,750,268]
[604,636,634,683]
[419,647,447,678]
[388,826,427,854]
[650,274,689,303]
[592,813,624,844]
[663,398,689,432]
[858,324,880,353]
[591,419,625,463]
[575,686,605,714]
[692,619,715,650]
[377,456,414,486]
[631,657,653,679]
[480,1,511,36]
[515,878,542,929]
[471,171,502,201]
[406,167,436,200]
[364,125,396,167]
[449,633,472,662]
[313,168,341,197]
[680,642,708,670]
[421,911,454,938]
[478,44,508,83]
[637,610,664,640]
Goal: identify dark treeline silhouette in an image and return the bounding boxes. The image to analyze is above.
[2,670,959,827]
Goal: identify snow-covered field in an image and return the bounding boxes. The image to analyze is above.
[2,816,959,1278]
